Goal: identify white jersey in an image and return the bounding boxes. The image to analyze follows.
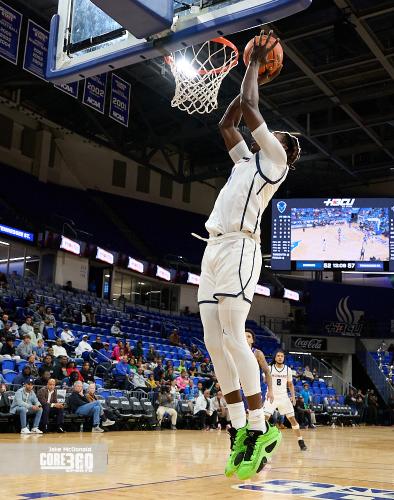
[205,123,288,240]
[270,363,292,397]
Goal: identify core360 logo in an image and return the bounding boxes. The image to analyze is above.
[323,198,355,207]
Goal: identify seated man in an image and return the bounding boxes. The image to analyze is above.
[111,321,123,337]
[0,336,20,361]
[303,365,314,382]
[294,396,314,428]
[26,354,39,378]
[156,386,177,430]
[13,365,33,387]
[113,356,132,389]
[194,389,216,430]
[75,335,93,360]
[10,378,43,434]
[20,317,34,339]
[68,381,114,432]
[130,367,150,392]
[60,327,75,346]
[37,378,65,433]
[33,338,46,361]
[53,338,69,358]
[15,335,34,360]
[91,335,104,351]
[168,329,182,347]
[211,390,230,429]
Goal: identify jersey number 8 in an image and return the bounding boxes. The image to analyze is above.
[277,379,282,386]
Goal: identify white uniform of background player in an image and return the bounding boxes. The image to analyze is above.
[263,363,294,417]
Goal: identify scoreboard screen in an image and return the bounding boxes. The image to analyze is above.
[271,198,394,272]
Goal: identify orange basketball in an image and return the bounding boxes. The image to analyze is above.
[243,35,283,81]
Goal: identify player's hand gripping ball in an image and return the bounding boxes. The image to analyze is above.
[243,29,283,85]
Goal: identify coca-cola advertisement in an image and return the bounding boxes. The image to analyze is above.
[291,336,327,351]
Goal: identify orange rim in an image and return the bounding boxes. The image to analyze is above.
[164,37,239,76]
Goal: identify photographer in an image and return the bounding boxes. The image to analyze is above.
[156,385,177,430]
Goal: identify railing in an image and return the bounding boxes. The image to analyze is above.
[356,339,394,404]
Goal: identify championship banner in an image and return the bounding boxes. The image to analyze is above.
[0,1,22,65]
[109,73,131,127]
[82,73,107,114]
[54,81,79,99]
[23,19,49,80]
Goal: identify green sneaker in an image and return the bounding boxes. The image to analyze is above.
[224,425,248,477]
[236,423,282,480]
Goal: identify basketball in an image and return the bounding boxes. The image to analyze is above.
[243,35,283,80]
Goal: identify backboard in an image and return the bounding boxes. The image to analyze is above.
[46,0,312,84]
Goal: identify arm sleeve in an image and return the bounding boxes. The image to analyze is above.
[228,140,252,164]
[252,123,287,183]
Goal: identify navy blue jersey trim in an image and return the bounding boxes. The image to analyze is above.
[240,171,258,231]
[253,208,261,234]
[198,300,219,305]
[256,181,268,195]
[256,153,288,184]
[212,292,252,305]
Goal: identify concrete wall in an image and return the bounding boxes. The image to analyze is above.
[54,251,89,291]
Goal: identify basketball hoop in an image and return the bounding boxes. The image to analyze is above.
[164,37,239,115]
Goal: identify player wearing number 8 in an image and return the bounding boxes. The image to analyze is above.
[263,350,308,451]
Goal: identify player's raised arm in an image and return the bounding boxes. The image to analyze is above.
[218,95,251,163]
[255,350,274,403]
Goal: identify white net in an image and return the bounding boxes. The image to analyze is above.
[165,37,238,115]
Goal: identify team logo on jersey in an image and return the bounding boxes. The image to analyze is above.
[277,201,287,214]
[233,479,394,499]
[323,198,355,207]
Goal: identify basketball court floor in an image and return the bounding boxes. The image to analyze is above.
[2,427,393,499]
[291,225,389,262]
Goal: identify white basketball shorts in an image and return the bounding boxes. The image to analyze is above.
[198,232,262,305]
[263,396,295,417]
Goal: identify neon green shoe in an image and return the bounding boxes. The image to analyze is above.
[236,423,282,480]
[224,425,248,477]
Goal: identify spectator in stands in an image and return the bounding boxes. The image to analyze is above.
[61,304,75,323]
[303,365,314,382]
[168,328,182,347]
[52,356,68,382]
[96,342,112,365]
[27,354,39,378]
[147,356,159,372]
[33,305,46,329]
[34,369,51,388]
[300,383,313,407]
[0,312,10,330]
[194,389,215,430]
[84,303,96,326]
[0,336,19,361]
[24,290,35,306]
[37,378,65,433]
[75,334,93,360]
[184,379,199,402]
[175,370,189,393]
[190,344,204,361]
[113,355,132,389]
[60,326,75,346]
[111,321,123,337]
[156,385,177,430]
[63,281,74,293]
[0,383,9,413]
[211,390,230,430]
[44,307,56,328]
[147,345,158,362]
[130,367,150,392]
[30,324,43,346]
[209,381,221,397]
[153,360,164,381]
[134,341,144,360]
[16,335,34,360]
[111,340,124,361]
[146,374,158,391]
[164,367,176,384]
[295,366,304,381]
[345,388,358,414]
[40,354,55,377]
[188,360,198,377]
[170,379,181,400]
[33,338,46,361]
[86,383,119,423]
[11,377,43,434]
[177,358,187,373]
[20,317,34,340]
[80,361,94,384]
[0,272,8,289]
[91,335,104,351]
[68,381,114,432]
[13,365,33,387]
[295,396,314,428]
[53,338,68,359]
[124,341,133,359]
[66,361,84,382]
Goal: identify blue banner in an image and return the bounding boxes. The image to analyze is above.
[0,223,34,242]
[54,81,79,99]
[109,74,131,127]
[82,73,107,114]
[0,1,22,65]
[23,19,49,81]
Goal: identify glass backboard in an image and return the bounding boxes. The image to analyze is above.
[46,0,312,83]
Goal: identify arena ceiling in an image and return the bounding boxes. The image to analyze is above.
[2,0,394,196]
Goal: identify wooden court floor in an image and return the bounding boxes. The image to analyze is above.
[1,427,393,499]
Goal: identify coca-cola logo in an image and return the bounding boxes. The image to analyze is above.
[291,337,327,350]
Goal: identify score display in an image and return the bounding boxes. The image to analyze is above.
[271,198,394,272]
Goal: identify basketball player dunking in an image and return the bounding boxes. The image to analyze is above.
[263,350,307,451]
[197,31,301,480]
